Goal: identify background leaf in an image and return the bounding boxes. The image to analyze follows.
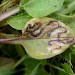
[30,63,40,75]
[58,0,75,14]
[23,0,64,17]
[61,63,74,75]
[7,12,31,30]
[0,57,15,75]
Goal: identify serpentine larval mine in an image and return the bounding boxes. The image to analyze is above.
[22,17,74,59]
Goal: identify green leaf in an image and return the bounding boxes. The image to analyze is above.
[7,12,31,30]
[31,63,40,75]
[24,58,40,75]
[61,63,74,75]
[21,39,70,59]
[15,44,26,57]
[36,65,50,75]
[59,0,75,14]
[20,17,74,59]
[23,0,64,17]
[24,58,49,75]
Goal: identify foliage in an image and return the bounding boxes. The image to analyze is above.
[0,0,75,75]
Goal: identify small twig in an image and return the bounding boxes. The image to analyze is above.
[0,7,20,22]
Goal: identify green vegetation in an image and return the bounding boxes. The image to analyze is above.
[0,0,75,75]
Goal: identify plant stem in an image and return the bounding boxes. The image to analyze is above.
[0,33,21,44]
[0,7,20,22]
[47,63,67,73]
[13,56,29,69]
